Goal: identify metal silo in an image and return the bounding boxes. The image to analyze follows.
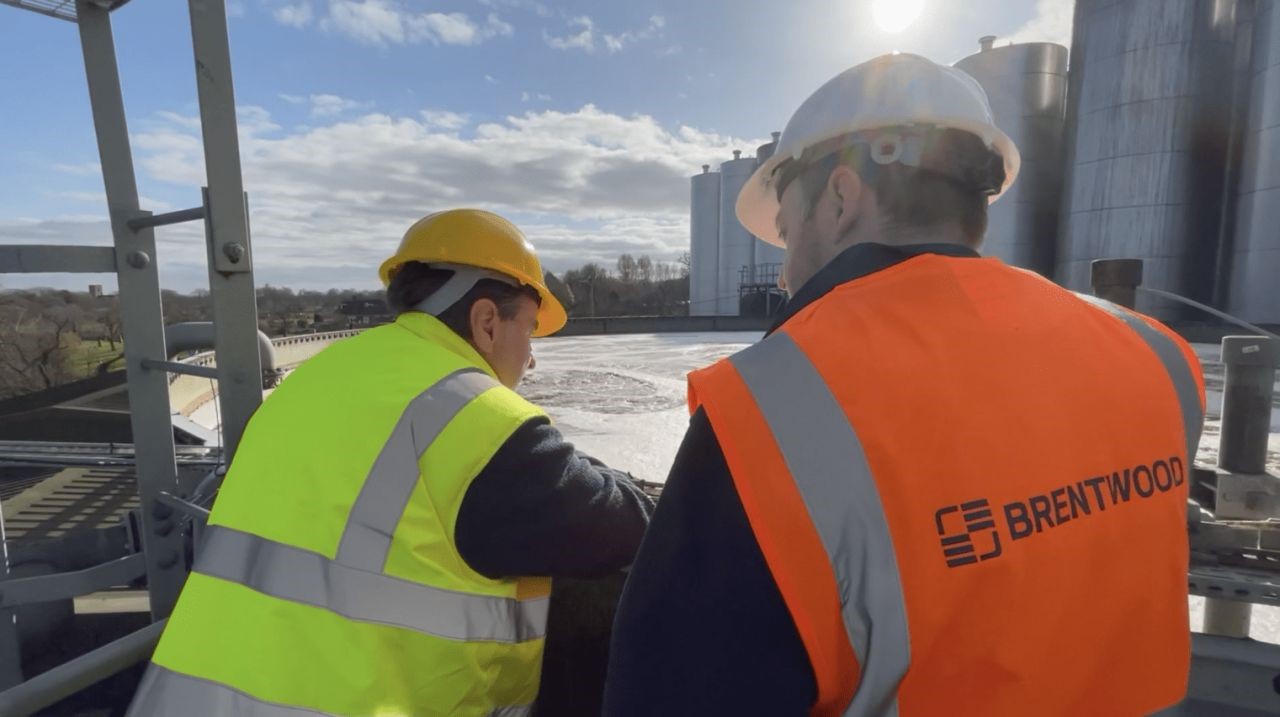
[753,133,787,272]
[689,165,721,317]
[1057,0,1242,320]
[718,151,757,315]
[1228,0,1280,323]
[955,40,1068,277]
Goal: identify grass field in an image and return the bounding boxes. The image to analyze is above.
[67,339,124,378]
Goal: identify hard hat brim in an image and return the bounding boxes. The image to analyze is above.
[532,283,568,338]
[737,122,1021,248]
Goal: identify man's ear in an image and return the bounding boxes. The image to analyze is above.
[469,298,500,353]
[827,165,864,238]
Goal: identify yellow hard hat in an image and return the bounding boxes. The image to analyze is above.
[379,209,568,337]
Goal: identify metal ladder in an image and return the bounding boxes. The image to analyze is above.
[0,1,262,711]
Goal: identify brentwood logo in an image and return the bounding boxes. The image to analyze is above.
[935,499,1003,568]
[935,456,1186,569]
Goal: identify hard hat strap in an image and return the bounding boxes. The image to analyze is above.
[411,263,521,317]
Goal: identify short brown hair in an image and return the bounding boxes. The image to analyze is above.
[386,261,540,340]
[790,129,1002,246]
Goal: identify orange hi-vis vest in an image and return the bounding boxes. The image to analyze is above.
[688,254,1205,717]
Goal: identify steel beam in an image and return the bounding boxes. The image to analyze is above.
[0,554,146,609]
[0,245,116,273]
[77,0,186,619]
[188,0,262,457]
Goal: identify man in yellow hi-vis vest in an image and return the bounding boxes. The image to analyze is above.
[128,209,654,717]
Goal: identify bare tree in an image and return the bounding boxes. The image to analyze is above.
[634,256,652,284]
[616,254,638,284]
[0,298,80,397]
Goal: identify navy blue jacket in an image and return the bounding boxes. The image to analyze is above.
[456,418,655,580]
[602,243,980,716]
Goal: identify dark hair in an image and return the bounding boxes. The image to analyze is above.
[791,129,1002,247]
[386,261,541,340]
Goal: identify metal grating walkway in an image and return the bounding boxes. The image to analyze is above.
[0,0,131,23]
[1,467,138,540]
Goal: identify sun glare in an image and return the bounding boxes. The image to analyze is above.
[872,0,924,34]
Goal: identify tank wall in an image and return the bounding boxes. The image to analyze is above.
[717,157,757,316]
[1229,0,1280,323]
[1057,0,1240,320]
[690,171,721,316]
[955,43,1068,276]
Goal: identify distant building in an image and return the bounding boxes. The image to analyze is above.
[88,284,104,298]
[338,298,392,326]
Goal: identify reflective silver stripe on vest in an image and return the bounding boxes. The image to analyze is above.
[488,706,533,717]
[128,665,338,716]
[730,332,909,717]
[128,664,534,717]
[1076,294,1205,461]
[336,368,499,570]
[197,524,549,643]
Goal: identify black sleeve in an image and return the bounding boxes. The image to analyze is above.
[455,416,655,580]
[602,408,816,716]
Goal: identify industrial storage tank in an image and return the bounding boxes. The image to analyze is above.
[955,38,1068,277]
[1057,0,1241,320]
[752,133,787,273]
[689,165,721,316]
[1228,0,1280,324]
[718,151,757,315]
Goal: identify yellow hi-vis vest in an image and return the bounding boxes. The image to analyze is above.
[128,312,551,717]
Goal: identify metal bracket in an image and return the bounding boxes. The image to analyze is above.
[156,492,211,522]
[140,359,219,380]
[205,187,253,274]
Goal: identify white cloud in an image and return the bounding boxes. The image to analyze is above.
[478,0,550,18]
[227,1,248,18]
[280,93,373,118]
[310,94,372,117]
[521,91,552,103]
[420,110,469,130]
[1005,0,1073,47]
[52,162,101,177]
[3,104,761,290]
[544,16,595,52]
[544,14,665,54]
[485,74,499,85]
[274,2,314,28]
[317,0,513,46]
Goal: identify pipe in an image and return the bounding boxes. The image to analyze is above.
[164,321,276,371]
[0,620,164,717]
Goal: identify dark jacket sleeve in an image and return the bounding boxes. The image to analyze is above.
[455,416,655,580]
[602,408,816,716]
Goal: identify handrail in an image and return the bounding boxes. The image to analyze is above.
[1138,286,1280,342]
[0,620,164,717]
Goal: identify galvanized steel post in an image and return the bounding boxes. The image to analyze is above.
[1206,336,1279,638]
[1090,258,1143,309]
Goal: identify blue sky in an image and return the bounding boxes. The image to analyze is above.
[0,0,1071,291]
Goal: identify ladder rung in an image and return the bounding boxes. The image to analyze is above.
[127,206,206,231]
[140,359,218,380]
[0,245,116,274]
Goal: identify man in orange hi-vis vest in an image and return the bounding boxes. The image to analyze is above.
[604,53,1204,716]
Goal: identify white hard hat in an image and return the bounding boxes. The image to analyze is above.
[737,53,1020,247]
